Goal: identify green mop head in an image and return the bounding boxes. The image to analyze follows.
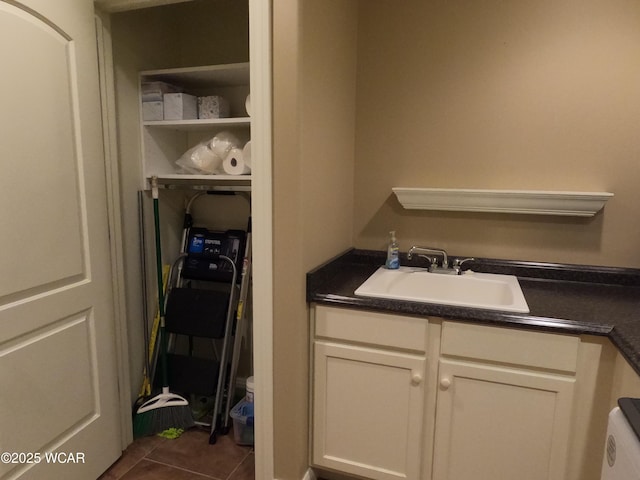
[133,387,195,438]
[157,428,185,439]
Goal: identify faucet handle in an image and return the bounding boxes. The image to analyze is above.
[417,254,435,265]
[453,257,475,266]
[453,257,475,274]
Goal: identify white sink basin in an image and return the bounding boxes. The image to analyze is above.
[354,266,530,313]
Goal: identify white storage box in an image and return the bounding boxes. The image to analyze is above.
[163,93,198,120]
[142,101,163,121]
[141,81,181,102]
[198,95,230,119]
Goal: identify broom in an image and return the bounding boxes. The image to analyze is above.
[133,176,194,437]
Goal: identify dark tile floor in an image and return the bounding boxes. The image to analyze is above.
[99,427,254,480]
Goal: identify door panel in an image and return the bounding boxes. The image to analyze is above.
[313,341,425,480]
[0,0,121,478]
[1,312,96,453]
[432,359,575,480]
[0,2,85,300]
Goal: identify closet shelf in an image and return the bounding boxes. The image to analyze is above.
[392,188,613,217]
[139,62,251,189]
[148,174,251,191]
[144,117,251,131]
[141,62,250,87]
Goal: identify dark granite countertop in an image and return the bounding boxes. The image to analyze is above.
[307,249,640,375]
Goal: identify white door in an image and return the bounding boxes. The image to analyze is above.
[313,341,425,480]
[432,359,575,480]
[0,1,121,479]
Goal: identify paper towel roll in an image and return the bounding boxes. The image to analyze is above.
[242,141,251,168]
[245,93,251,116]
[222,147,251,175]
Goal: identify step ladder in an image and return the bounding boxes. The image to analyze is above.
[158,192,251,444]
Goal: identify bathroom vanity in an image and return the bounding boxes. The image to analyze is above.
[307,249,640,480]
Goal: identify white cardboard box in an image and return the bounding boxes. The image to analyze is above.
[198,95,230,119]
[141,81,181,102]
[142,101,163,121]
[163,93,198,120]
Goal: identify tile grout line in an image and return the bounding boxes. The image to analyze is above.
[114,437,168,479]
[100,438,166,480]
[102,456,140,480]
[143,457,224,480]
[224,449,254,480]
[103,430,253,479]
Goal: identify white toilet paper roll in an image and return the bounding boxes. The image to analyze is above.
[222,147,251,175]
[242,141,251,168]
[245,93,251,116]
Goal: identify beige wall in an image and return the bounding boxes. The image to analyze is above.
[353,0,640,267]
[273,1,305,478]
[273,0,357,478]
[300,1,358,265]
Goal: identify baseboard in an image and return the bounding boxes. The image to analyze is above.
[302,468,317,480]
[307,466,363,480]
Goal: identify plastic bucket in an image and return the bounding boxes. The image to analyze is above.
[246,376,254,403]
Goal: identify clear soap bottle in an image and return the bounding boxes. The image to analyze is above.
[385,231,400,269]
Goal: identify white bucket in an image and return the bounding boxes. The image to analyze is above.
[246,376,254,403]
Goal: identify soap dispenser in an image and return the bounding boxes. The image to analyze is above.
[385,231,400,269]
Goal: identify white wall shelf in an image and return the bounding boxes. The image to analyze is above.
[392,188,614,217]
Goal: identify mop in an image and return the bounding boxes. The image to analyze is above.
[133,176,194,437]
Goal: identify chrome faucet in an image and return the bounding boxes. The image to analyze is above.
[407,246,475,275]
[407,246,449,270]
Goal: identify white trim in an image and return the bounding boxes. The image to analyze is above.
[273,469,317,480]
[95,11,133,449]
[95,0,193,13]
[303,468,318,480]
[392,187,614,217]
[249,1,275,480]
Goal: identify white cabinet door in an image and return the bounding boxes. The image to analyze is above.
[313,341,426,480]
[432,359,575,480]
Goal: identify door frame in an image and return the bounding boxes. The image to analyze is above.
[248,1,275,480]
[95,10,133,449]
[94,2,276,477]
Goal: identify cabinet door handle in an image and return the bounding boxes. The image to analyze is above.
[411,372,423,385]
[440,377,451,389]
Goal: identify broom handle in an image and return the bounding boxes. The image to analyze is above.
[151,177,168,388]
